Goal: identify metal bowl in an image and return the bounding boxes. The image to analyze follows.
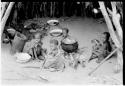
[47,19,59,26]
[49,28,63,37]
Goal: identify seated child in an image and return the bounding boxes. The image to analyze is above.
[89,39,102,62]
[77,47,92,68]
[96,32,112,63]
[24,32,46,60]
[48,39,59,58]
[42,39,65,72]
[89,32,112,63]
[69,47,91,69]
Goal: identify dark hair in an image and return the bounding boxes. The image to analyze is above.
[63,28,69,34]
[103,32,110,40]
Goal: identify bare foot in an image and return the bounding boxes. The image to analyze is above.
[96,57,104,63]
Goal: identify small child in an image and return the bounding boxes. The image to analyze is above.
[42,39,66,72]
[89,39,103,62]
[48,39,59,58]
[96,32,112,63]
[61,28,69,41]
[89,32,112,63]
[26,32,46,60]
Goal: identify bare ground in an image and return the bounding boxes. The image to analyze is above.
[1,17,123,85]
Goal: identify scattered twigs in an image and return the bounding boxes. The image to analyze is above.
[88,48,118,76]
[40,58,47,70]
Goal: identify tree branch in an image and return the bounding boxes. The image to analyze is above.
[1,2,15,35]
[98,2,121,48]
[107,2,123,45]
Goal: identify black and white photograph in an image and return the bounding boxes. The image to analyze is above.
[0,1,123,85]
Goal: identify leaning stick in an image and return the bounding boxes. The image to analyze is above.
[88,48,118,76]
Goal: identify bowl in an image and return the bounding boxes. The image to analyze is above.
[14,53,31,63]
[47,19,59,26]
[7,28,16,36]
[3,38,10,44]
[49,28,63,37]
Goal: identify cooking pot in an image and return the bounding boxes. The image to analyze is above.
[61,36,78,53]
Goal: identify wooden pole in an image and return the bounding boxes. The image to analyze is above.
[1,2,15,36]
[98,2,121,48]
[98,1,123,73]
[1,2,9,19]
[88,2,123,76]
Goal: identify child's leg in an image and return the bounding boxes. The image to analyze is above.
[72,59,79,69]
[28,48,34,59]
[96,54,104,63]
[80,61,86,68]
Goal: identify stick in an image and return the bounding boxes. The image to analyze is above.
[1,2,15,34]
[88,48,118,76]
[40,56,47,70]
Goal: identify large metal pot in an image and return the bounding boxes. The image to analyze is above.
[61,36,78,53]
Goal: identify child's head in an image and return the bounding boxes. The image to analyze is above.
[50,39,59,50]
[34,32,41,39]
[102,32,110,42]
[62,28,69,37]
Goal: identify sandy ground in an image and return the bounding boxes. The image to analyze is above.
[1,17,123,85]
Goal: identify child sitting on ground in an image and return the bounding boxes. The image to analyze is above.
[89,39,102,62]
[48,39,59,58]
[24,32,47,61]
[89,32,112,63]
[68,47,91,69]
[42,39,65,72]
[96,32,112,63]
